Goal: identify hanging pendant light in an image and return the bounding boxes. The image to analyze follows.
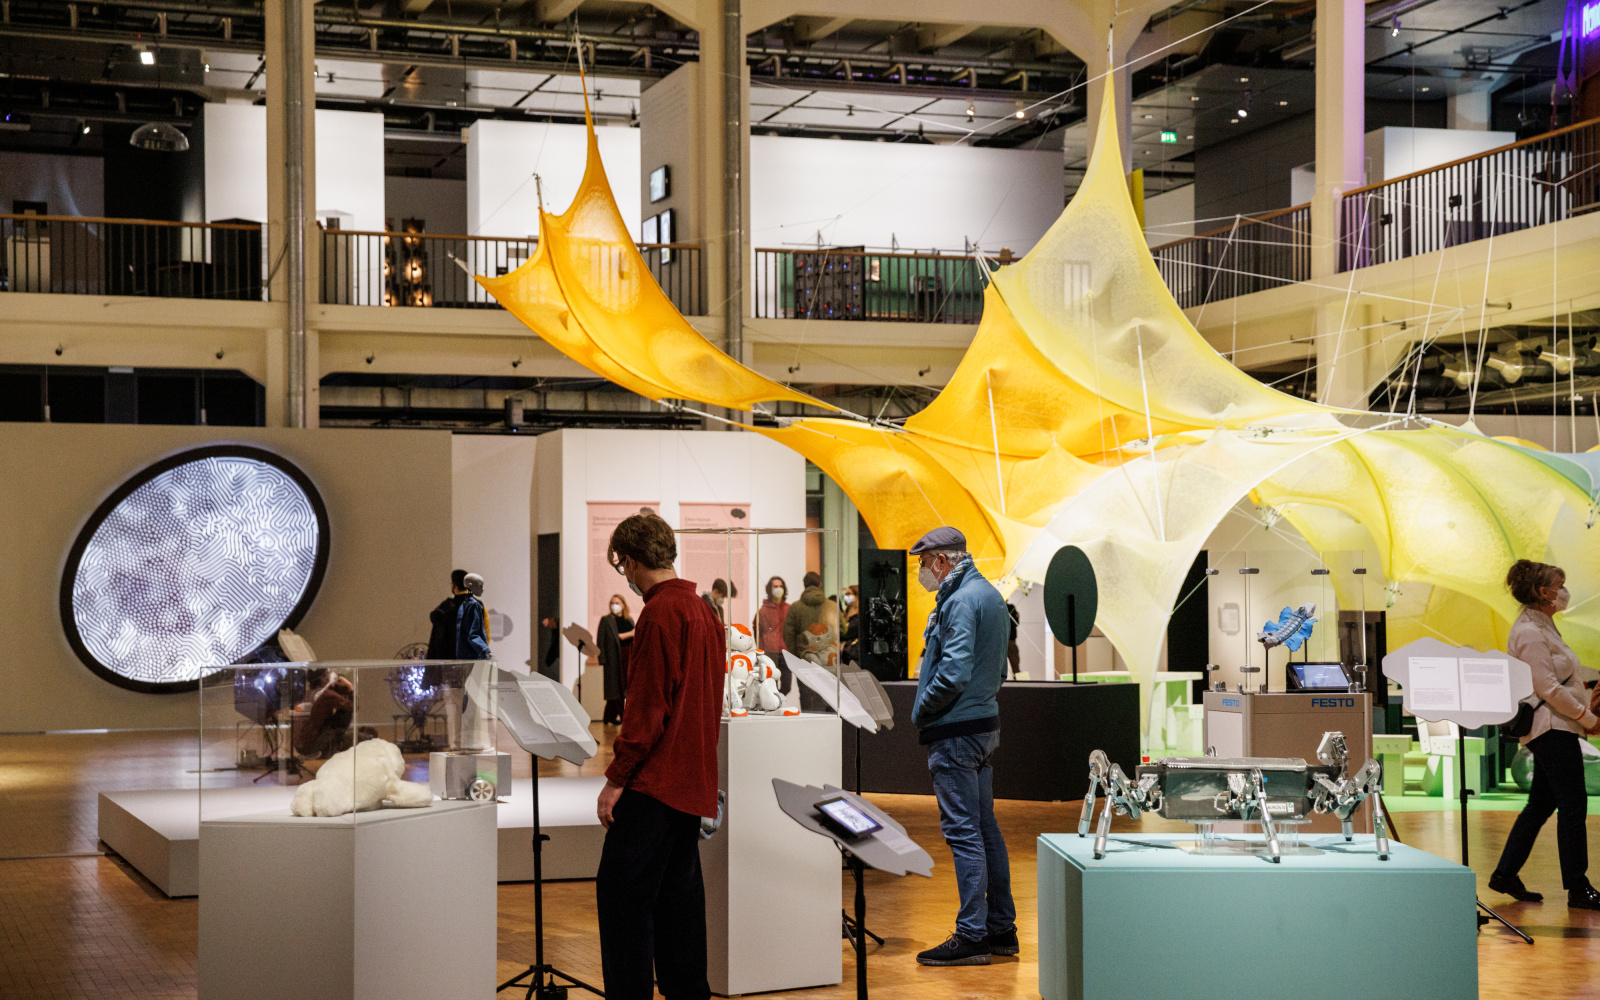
[129,121,189,152]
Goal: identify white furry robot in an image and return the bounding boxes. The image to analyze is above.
[724,624,797,717]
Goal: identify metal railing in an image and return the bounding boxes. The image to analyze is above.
[1151,205,1311,309]
[319,229,705,316]
[0,214,265,299]
[1340,116,1600,271]
[752,247,993,323]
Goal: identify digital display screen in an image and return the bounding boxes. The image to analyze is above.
[1292,662,1348,690]
[817,796,882,837]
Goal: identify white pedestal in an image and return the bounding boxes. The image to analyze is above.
[701,713,842,996]
[198,801,496,1000]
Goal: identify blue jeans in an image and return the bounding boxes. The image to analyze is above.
[927,730,1016,941]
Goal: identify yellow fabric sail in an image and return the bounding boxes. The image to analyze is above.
[477,83,824,412]
[476,235,680,401]
[989,88,1342,433]
[472,63,1600,686]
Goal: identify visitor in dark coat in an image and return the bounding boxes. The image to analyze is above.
[598,593,636,725]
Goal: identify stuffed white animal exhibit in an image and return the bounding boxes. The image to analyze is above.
[290,738,434,817]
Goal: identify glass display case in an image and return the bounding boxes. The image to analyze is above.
[675,525,843,717]
[197,659,500,824]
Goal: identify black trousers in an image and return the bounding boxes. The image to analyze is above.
[595,788,710,1000]
[1494,729,1590,889]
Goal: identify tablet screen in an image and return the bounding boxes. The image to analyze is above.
[817,796,882,837]
[1293,662,1348,689]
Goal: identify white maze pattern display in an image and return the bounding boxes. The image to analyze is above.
[67,451,325,689]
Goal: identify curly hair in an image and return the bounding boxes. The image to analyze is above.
[1506,559,1565,606]
[608,512,677,572]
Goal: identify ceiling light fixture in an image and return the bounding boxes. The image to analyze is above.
[1239,76,1249,83]
[1420,86,1430,93]
[80,121,90,135]
[966,101,975,120]
[129,121,189,152]
[1391,15,1401,36]
[139,48,155,66]
[1236,91,1252,119]
[1190,95,1200,102]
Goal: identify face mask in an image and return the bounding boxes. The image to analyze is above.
[770,588,784,601]
[843,594,854,607]
[628,581,643,597]
[1555,587,1571,612]
[610,603,622,615]
[918,565,940,593]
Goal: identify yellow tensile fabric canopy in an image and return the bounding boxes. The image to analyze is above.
[476,91,825,412]
[475,69,1600,685]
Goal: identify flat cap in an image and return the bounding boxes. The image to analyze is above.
[909,526,967,555]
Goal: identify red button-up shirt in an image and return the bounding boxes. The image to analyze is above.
[605,577,724,818]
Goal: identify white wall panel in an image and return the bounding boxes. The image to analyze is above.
[749,135,1063,254]
[202,104,385,232]
[453,435,537,673]
[466,120,641,239]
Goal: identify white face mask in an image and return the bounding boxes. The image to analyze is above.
[1555,587,1571,612]
[918,564,940,593]
[842,594,854,607]
[770,587,784,601]
[610,603,622,615]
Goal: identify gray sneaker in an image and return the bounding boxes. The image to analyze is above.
[916,933,991,966]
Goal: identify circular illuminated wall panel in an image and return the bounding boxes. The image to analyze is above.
[61,445,330,693]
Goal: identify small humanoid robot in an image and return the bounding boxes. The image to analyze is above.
[726,624,798,716]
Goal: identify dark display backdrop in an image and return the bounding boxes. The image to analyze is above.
[841,680,1141,800]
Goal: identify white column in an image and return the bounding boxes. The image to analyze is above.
[1310,0,1364,280]
[265,0,318,427]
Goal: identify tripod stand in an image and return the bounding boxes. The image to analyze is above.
[498,755,608,998]
[1457,730,1533,945]
[840,727,883,949]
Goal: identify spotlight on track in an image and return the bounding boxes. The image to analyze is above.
[139,47,156,65]
[1391,15,1401,36]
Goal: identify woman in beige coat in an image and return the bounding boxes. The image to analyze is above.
[1489,559,1600,909]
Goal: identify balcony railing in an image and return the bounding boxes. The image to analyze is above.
[1340,116,1600,270]
[752,247,994,323]
[319,229,705,316]
[1151,205,1311,309]
[0,214,265,299]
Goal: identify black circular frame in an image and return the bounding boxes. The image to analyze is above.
[59,444,332,694]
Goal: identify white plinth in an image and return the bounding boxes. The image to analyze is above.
[701,713,842,996]
[100,777,605,897]
[198,801,496,1000]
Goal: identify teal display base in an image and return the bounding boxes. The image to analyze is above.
[1037,833,1476,1000]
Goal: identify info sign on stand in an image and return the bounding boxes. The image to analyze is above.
[1382,637,1535,944]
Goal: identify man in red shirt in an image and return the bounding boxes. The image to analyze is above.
[596,512,723,1000]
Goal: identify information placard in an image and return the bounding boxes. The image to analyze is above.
[1382,638,1533,728]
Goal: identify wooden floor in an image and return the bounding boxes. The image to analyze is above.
[4,728,1600,999]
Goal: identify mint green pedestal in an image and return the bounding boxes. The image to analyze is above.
[1037,833,1476,1000]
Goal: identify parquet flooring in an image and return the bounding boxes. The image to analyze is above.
[3,728,1599,999]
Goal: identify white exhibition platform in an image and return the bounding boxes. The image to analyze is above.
[99,776,606,897]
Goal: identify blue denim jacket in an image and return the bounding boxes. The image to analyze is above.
[912,558,1008,733]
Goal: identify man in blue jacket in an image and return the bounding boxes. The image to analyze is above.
[909,527,1017,967]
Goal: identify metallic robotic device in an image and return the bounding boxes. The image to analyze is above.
[1077,731,1389,863]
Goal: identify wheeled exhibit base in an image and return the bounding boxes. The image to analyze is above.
[1037,833,1476,1000]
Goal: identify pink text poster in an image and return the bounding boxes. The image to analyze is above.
[679,502,751,631]
[588,502,659,640]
